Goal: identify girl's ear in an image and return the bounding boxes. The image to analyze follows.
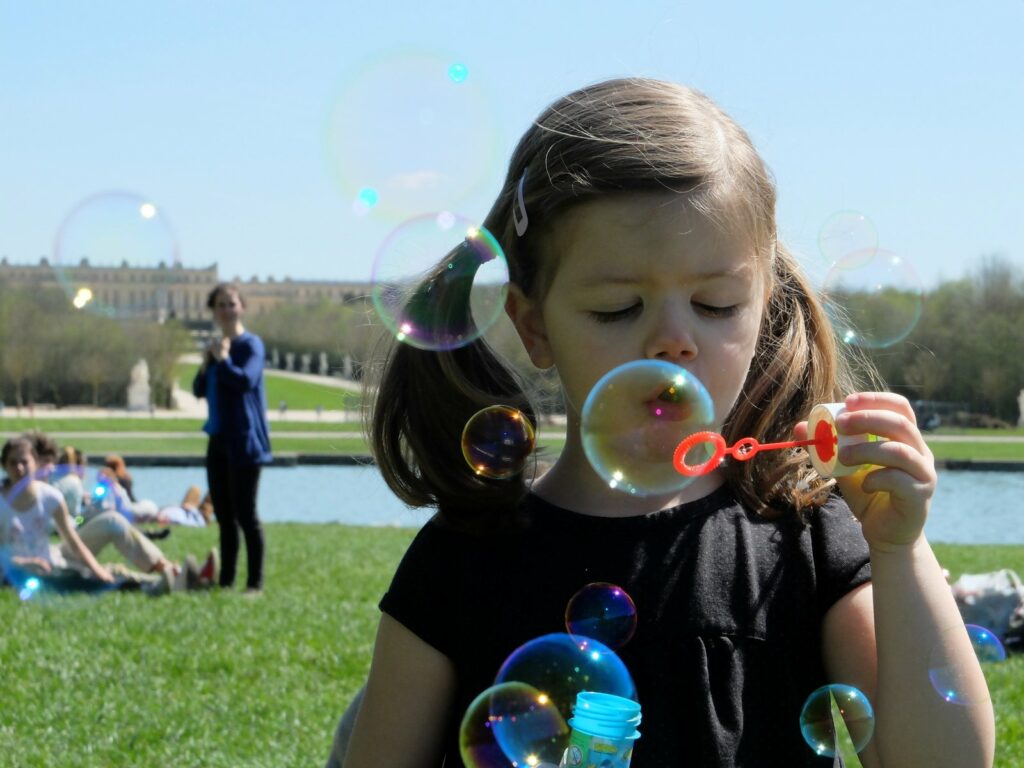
[505,284,555,370]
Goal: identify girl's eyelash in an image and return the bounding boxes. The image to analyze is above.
[589,303,642,323]
[695,303,739,318]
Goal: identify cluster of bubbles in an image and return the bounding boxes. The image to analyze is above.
[817,211,924,349]
[580,360,716,497]
[50,191,179,320]
[459,583,639,767]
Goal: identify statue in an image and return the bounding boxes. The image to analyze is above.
[285,352,295,371]
[271,347,280,369]
[1018,388,1024,428]
[343,354,353,380]
[300,353,311,374]
[127,359,151,411]
[319,351,329,375]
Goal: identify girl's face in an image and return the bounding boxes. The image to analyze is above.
[3,446,36,486]
[212,289,244,329]
[512,193,767,434]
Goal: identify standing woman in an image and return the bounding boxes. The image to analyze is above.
[192,283,272,593]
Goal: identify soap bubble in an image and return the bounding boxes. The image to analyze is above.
[326,52,500,218]
[799,684,875,758]
[929,623,1006,705]
[53,191,178,318]
[494,633,636,727]
[581,360,715,496]
[565,582,637,651]
[462,406,536,479]
[824,248,923,348]
[459,682,569,768]
[818,211,878,267]
[371,213,508,351]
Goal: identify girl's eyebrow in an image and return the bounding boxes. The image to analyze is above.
[579,265,754,287]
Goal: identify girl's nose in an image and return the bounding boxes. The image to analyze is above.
[644,305,698,363]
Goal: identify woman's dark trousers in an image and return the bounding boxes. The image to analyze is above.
[206,435,264,589]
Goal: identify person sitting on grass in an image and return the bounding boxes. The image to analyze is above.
[132,485,215,528]
[0,437,216,595]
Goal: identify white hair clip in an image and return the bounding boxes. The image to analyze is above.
[512,171,529,237]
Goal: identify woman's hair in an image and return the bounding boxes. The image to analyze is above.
[206,282,245,310]
[369,77,876,523]
[2,436,35,467]
[21,430,58,464]
[104,454,131,482]
[181,485,203,509]
[59,445,86,468]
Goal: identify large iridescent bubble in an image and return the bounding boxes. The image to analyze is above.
[581,360,715,496]
[928,623,1006,706]
[818,210,878,268]
[565,582,637,651]
[325,52,501,219]
[824,248,923,349]
[461,405,536,480]
[371,213,509,351]
[459,682,569,768]
[494,633,636,728]
[53,191,178,318]
[799,684,875,758]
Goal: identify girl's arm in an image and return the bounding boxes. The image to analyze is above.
[820,393,994,768]
[52,498,114,583]
[343,613,456,768]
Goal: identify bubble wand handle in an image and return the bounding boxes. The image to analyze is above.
[673,432,822,477]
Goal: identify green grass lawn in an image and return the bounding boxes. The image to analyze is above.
[175,362,361,411]
[1,529,1021,766]
[3,410,1024,462]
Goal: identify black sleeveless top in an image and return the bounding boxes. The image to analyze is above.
[380,486,871,767]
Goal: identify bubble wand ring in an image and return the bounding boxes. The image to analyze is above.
[674,432,824,477]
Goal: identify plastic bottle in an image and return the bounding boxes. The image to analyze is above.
[558,691,641,768]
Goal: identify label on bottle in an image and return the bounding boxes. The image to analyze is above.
[558,728,635,767]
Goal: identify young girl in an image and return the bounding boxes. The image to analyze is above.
[0,437,202,595]
[342,79,994,767]
[192,283,272,592]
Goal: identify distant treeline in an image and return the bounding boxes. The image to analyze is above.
[2,256,1021,420]
[0,285,191,408]
[849,255,1023,424]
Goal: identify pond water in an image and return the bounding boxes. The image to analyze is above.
[124,465,1024,545]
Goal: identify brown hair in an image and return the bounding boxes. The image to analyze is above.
[103,454,131,483]
[21,430,58,464]
[58,445,86,468]
[368,78,877,523]
[206,282,245,310]
[2,436,36,467]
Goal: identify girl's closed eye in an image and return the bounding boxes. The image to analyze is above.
[589,302,643,323]
[694,302,739,318]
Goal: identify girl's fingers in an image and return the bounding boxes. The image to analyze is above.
[793,421,809,441]
[837,406,928,455]
[857,465,936,503]
[845,391,917,424]
[839,439,936,485]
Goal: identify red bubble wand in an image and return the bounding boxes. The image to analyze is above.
[674,419,838,477]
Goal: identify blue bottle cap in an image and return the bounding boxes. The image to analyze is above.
[567,691,642,740]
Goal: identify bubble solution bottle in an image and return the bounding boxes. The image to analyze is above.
[557,691,641,768]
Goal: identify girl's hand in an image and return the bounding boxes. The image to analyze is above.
[797,392,937,552]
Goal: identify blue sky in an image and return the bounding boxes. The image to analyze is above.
[1,1,1021,288]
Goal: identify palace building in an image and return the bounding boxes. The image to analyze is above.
[0,257,369,324]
